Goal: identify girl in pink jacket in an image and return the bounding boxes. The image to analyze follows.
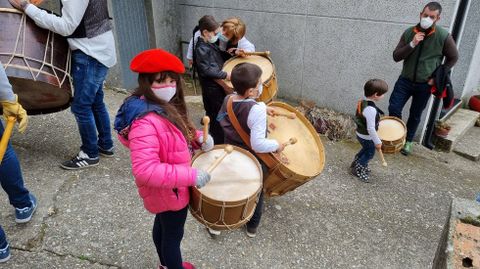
[114,49,213,269]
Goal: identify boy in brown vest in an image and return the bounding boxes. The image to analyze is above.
[217,63,284,237]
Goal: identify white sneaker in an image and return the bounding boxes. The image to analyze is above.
[207,227,221,236]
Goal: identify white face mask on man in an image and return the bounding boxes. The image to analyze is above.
[151,83,177,102]
[420,17,434,30]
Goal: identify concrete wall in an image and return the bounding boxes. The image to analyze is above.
[177,0,458,115]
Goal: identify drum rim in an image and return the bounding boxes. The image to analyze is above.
[378,116,407,143]
[267,101,326,177]
[222,55,276,85]
[190,144,263,204]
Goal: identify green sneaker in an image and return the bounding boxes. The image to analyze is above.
[401,141,413,156]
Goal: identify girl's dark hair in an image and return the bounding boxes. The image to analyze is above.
[364,79,388,97]
[132,72,196,142]
[198,15,219,32]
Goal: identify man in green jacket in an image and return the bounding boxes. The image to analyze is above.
[389,1,458,155]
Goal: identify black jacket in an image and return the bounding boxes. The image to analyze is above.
[194,38,227,89]
[430,65,454,109]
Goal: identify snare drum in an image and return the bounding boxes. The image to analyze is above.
[0,0,72,114]
[261,102,325,197]
[377,116,406,154]
[189,145,262,230]
[222,55,277,103]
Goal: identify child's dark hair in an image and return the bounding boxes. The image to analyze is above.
[364,79,388,97]
[131,72,196,142]
[198,15,219,32]
[231,63,262,95]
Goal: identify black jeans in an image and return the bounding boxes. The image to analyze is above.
[152,206,188,269]
[388,76,431,142]
[247,162,268,229]
[199,80,225,144]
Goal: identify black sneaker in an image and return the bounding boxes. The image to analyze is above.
[246,226,257,238]
[98,147,114,158]
[60,151,99,170]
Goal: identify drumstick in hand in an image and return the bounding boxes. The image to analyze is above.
[206,145,234,173]
[244,51,271,57]
[273,111,296,119]
[282,137,298,147]
[377,148,387,167]
[0,116,16,163]
[202,116,210,144]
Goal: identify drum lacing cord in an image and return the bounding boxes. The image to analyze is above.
[191,192,255,231]
[2,11,71,89]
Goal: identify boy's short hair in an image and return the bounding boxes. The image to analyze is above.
[364,79,388,97]
[231,63,262,95]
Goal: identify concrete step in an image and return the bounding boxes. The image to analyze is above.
[453,126,480,161]
[434,108,480,152]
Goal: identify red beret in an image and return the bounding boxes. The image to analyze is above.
[130,49,185,74]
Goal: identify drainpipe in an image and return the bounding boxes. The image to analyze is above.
[422,0,470,149]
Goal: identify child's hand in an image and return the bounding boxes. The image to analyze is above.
[375,143,382,150]
[195,169,211,188]
[199,134,214,152]
[276,142,285,153]
[235,49,246,57]
[226,72,231,81]
[266,106,276,116]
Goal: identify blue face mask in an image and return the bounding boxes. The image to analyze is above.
[217,33,229,42]
[208,33,218,43]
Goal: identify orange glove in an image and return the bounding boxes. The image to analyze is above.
[1,94,28,133]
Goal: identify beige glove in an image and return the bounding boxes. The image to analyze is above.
[1,94,28,133]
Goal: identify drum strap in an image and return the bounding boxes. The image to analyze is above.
[226,96,278,169]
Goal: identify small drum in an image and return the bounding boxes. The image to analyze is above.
[189,145,262,230]
[262,102,325,197]
[222,55,277,103]
[0,0,72,115]
[377,116,407,154]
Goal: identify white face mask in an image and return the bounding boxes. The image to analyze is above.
[257,83,263,98]
[420,17,434,30]
[208,33,219,43]
[151,83,176,102]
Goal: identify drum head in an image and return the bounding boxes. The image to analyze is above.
[222,55,274,88]
[378,118,406,141]
[267,102,325,177]
[192,146,262,202]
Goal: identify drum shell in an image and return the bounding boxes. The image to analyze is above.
[222,55,278,103]
[189,145,262,230]
[263,102,325,197]
[0,2,72,114]
[378,116,406,154]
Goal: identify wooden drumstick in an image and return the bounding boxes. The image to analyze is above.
[377,148,388,167]
[273,111,296,119]
[244,51,271,57]
[202,116,210,144]
[206,145,234,173]
[282,137,298,147]
[0,116,16,163]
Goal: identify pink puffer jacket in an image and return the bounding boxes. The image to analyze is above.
[118,112,200,214]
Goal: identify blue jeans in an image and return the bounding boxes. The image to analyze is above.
[152,206,188,269]
[388,76,431,142]
[0,121,32,247]
[355,136,376,166]
[71,50,113,158]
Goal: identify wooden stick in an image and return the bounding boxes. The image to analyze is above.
[202,116,210,144]
[377,148,387,167]
[206,145,234,173]
[0,116,16,163]
[282,137,298,147]
[273,110,296,119]
[244,51,271,57]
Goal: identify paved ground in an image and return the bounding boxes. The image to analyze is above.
[1,88,479,269]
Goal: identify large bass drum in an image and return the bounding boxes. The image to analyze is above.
[0,0,72,114]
